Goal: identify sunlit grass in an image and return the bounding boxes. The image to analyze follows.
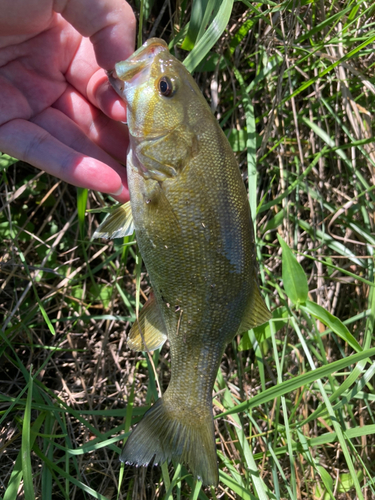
[1,1,375,499]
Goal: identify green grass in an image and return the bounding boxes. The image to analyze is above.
[1,0,375,498]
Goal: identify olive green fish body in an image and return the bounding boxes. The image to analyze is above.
[106,38,271,486]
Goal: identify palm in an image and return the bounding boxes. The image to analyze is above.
[0,3,135,201]
[4,21,79,113]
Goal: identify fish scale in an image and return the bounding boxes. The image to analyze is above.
[94,37,271,486]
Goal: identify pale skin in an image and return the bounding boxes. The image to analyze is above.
[0,0,136,202]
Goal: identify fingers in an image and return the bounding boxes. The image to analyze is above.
[0,0,54,36]
[0,115,129,202]
[54,0,136,69]
[53,83,128,163]
[86,70,127,122]
[54,0,136,123]
[0,0,136,203]
[65,42,127,123]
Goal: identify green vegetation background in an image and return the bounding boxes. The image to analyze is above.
[1,1,375,499]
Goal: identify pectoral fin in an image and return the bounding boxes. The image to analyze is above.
[238,282,271,334]
[92,201,134,240]
[128,293,167,351]
[135,125,198,181]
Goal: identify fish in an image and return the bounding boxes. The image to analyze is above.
[93,38,271,486]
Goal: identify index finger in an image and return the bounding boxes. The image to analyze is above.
[54,0,136,69]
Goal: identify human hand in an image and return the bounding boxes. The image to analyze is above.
[0,0,136,202]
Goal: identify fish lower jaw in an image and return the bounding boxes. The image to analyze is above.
[107,71,125,96]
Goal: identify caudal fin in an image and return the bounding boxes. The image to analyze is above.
[120,397,218,486]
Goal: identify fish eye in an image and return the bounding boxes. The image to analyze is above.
[158,76,174,97]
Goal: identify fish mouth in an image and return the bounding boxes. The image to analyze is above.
[109,38,169,87]
[107,70,125,97]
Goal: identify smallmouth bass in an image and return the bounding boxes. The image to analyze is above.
[94,38,271,486]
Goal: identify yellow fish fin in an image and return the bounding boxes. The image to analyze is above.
[120,397,218,486]
[127,293,167,352]
[136,125,199,181]
[238,282,272,333]
[92,201,134,240]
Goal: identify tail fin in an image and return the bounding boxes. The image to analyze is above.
[120,397,218,486]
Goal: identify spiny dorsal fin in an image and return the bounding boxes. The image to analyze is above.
[128,293,167,351]
[92,201,134,240]
[238,283,271,333]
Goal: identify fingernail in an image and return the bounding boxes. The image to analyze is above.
[111,184,123,196]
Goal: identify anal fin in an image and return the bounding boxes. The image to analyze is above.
[128,293,167,351]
